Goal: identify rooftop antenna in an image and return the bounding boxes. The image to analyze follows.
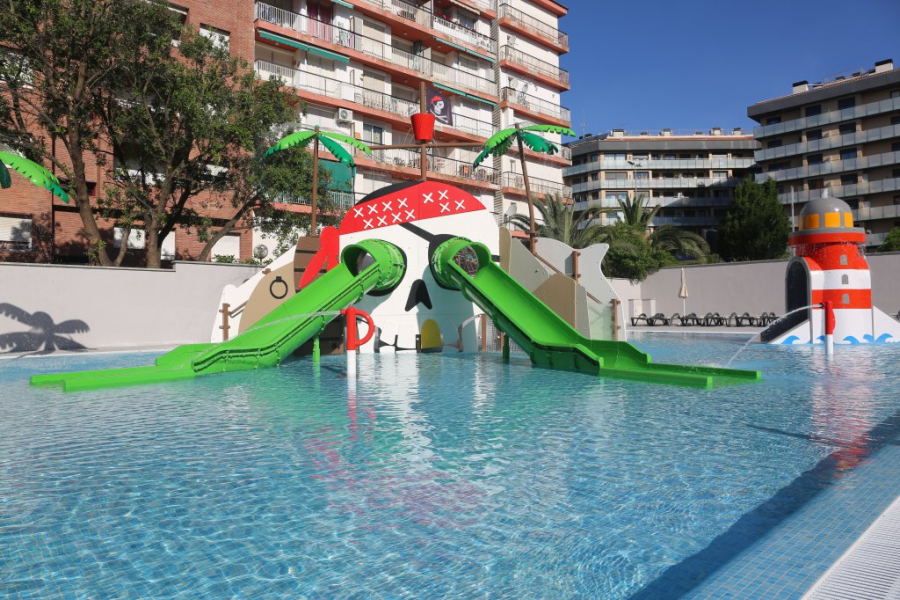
[580,112,586,137]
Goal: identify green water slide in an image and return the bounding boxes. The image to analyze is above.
[32,239,406,392]
[431,237,760,388]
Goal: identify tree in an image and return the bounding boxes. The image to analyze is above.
[718,177,791,262]
[0,0,178,266]
[880,227,900,252]
[598,222,672,281]
[617,194,662,230]
[102,27,318,267]
[266,126,371,236]
[649,225,710,261]
[508,194,609,249]
[473,124,575,253]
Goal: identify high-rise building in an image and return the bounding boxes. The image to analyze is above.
[0,0,571,263]
[564,129,756,236]
[749,58,900,246]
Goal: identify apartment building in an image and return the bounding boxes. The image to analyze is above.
[749,58,900,247]
[0,0,571,263]
[565,129,757,239]
[251,0,571,255]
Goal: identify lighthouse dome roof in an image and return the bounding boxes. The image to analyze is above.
[796,194,861,234]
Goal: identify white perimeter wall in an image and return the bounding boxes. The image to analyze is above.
[634,252,900,317]
[0,262,262,351]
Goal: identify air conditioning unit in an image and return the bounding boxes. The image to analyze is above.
[336,108,354,124]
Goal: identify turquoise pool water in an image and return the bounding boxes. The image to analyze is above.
[1,336,899,598]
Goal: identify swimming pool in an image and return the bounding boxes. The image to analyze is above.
[2,336,899,598]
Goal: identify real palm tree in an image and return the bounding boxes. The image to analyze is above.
[0,151,70,202]
[473,123,575,254]
[266,127,372,235]
[616,193,660,230]
[649,225,710,260]
[508,194,609,249]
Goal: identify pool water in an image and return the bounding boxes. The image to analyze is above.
[1,336,899,598]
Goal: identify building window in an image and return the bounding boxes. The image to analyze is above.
[767,164,787,173]
[0,216,32,251]
[604,153,626,161]
[634,171,649,180]
[766,116,781,125]
[211,234,241,262]
[631,153,648,161]
[805,105,822,117]
[893,195,900,205]
[362,123,383,145]
[807,154,824,165]
[808,178,823,190]
[713,170,729,179]
[839,123,856,135]
[605,172,627,181]
[663,154,675,160]
[893,168,900,178]
[893,115,900,126]
[837,97,856,110]
[767,139,783,149]
[892,90,900,99]
[806,129,822,141]
[200,25,230,50]
[840,174,858,186]
[840,148,858,161]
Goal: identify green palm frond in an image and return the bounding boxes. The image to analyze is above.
[518,132,558,155]
[0,152,69,203]
[266,130,317,155]
[483,128,516,150]
[520,124,576,137]
[0,163,10,189]
[317,135,355,166]
[473,147,494,169]
[320,131,372,154]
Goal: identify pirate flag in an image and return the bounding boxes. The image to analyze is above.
[426,86,453,126]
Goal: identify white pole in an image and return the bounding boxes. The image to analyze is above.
[790,185,796,232]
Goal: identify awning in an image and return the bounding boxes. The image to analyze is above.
[332,0,353,7]
[258,30,309,51]
[434,83,496,107]
[441,39,495,64]
[321,159,354,191]
[307,44,350,64]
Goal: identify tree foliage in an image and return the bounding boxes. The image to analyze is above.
[880,227,900,252]
[0,0,319,267]
[599,223,673,281]
[509,194,608,249]
[718,178,791,262]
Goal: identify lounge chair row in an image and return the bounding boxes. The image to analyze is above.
[631,312,778,327]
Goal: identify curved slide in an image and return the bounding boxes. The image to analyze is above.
[32,239,406,392]
[431,238,760,388]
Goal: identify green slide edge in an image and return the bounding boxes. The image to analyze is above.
[31,239,406,392]
[431,237,761,388]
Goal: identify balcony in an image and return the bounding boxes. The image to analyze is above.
[754,96,900,139]
[498,3,568,51]
[500,87,570,124]
[855,203,900,222]
[575,195,732,212]
[564,158,756,177]
[369,147,500,184]
[502,172,572,198]
[650,215,721,227]
[777,177,900,204]
[275,190,359,211]
[755,124,900,162]
[255,61,494,138]
[255,3,498,97]
[457,0,497,14]
[573,176,741,194]
[756,150,900,184]
[432,15,496,54]
[499,46,569,89]
[353,0,432,28]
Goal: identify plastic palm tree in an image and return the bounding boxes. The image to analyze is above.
[473,124,575,253]
[0,152,70,202]
[266,127,372,235]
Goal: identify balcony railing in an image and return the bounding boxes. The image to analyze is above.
[564,158,756,177]
[573,176,741,193]
[867,232,889,246]
[459,0,497,14]
[498,3,568,49]
[777,177,900,203]
[255,3,498,97]
[355,0,432,28]
[854,203,900,222]
[502,172,572,198]
[575,195,733,212]
[500,87,570,123]
[275,190,359,211]
[499,46,569,87]
[754,96,900,139]
[432,15,496,54]
[370,147,500,184]
[650,216,721,227]
[755,124,900,162]
[756,150,900,184]
[255,61,494,138]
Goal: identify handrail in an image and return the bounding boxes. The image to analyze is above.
[498,2,567,48]
[533,248,604,305]
[499,45,569,86]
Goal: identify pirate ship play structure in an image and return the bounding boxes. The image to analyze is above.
[31,114,760,391]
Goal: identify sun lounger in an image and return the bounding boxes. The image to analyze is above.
[631,313,652,326]
[647,313,670,326]
[702,312,726,326]
[725,312,757,327]
[675,312,701,326]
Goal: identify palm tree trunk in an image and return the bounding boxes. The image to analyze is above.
[515,124,536,254]
[311,127,319,236]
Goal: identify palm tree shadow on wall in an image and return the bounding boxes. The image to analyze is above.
[0,303,90,354]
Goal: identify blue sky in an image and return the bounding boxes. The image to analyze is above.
[559,0,900,137]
